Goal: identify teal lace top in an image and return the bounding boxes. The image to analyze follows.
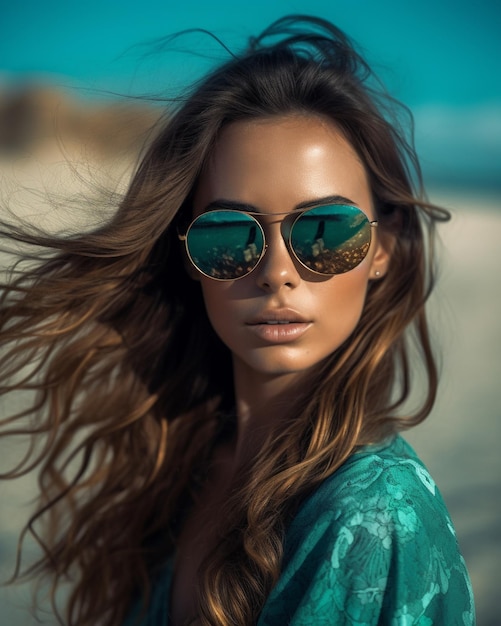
[124,436,475,625]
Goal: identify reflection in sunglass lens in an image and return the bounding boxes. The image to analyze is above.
[186,211,265,279]
[290,205,371,274]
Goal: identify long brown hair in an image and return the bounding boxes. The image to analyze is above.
[0,15,449,626]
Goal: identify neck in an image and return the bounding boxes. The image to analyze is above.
[229,360,311,469]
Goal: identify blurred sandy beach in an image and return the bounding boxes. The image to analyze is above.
[405,190,501,626]
[0,139,500,624]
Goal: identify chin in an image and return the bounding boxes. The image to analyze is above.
[239,351,328,379]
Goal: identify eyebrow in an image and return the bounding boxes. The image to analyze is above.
[202,194,358,214]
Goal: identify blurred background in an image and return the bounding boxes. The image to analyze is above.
[1,1,500,624]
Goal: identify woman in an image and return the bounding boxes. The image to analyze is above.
[0,15,475,626]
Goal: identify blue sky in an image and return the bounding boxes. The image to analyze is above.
[1,0,500,190]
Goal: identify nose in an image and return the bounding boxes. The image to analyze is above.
[254,223,302,292]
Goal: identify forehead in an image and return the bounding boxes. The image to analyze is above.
[194,114,373,215]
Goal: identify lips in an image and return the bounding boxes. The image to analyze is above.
[246,308,312,343]
[247,308,311,326]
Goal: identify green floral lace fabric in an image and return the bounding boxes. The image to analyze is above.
[125,436,475,625]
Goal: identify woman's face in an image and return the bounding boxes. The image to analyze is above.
[192,115,390,383]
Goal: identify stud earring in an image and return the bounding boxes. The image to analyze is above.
[374,270,381,278]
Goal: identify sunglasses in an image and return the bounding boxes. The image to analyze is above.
[178,203,378,281]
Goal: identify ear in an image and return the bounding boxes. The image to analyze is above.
[369,229,394,280]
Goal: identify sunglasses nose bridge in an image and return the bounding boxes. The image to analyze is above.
[251,218,305,286]
[258,212,296,256]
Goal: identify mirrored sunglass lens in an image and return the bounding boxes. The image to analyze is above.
[186,211,264,279]
[290,205,371,274]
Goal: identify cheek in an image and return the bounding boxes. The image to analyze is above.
[319,269,371,335]
[329,270,369,311]
[199,281,238,343]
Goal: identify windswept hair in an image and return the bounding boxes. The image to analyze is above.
[0,15,449,626]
